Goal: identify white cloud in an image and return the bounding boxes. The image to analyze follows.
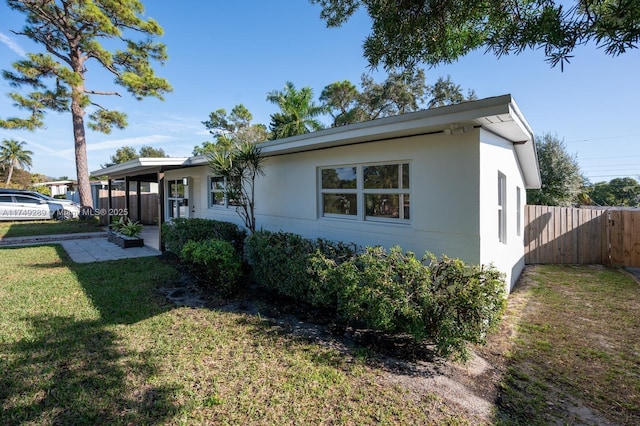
[83,134,176,153]
[0,32,26,57]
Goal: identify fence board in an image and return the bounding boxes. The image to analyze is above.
[525,205,640,267]
[97,189,158,225]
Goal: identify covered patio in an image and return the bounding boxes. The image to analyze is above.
[91,157,198,251]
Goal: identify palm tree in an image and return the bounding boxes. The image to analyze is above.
[0,139,33,185]
[266,82,326,139]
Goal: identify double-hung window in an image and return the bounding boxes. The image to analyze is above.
[210,176,226,206]
[209,176,241,207]
[320,166,358,217]
[320,162,410,222]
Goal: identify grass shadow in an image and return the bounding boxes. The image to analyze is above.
[0,244,182,424]
[0,219,103,239]
[0,315,180,425]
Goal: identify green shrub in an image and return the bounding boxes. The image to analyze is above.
[245,231,314,301]
[333,248,506,360]
[333,246,432,338]
[162,218,246,256]
[426,254,507,360]
[245,231,358,306]
[246,230,506,361]
[180,239,241,296]
[112,217,143,238]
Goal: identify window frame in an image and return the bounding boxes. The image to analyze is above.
[319,161,411,224]
[498,172,507,243]
[208,175,242,208]
[209,175,227,208]
[516,186,522,237]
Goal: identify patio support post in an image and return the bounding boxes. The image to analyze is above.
[107,179,113,227]
[125,176,130,220]
[136,180,142,223]
[158,171,165,251]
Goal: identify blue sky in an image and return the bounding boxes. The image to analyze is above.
[0,1,639,183]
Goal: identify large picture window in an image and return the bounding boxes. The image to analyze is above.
[320,162,410,222]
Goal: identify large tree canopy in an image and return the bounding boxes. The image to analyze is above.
[310,0,640,69]
[320,70,476,127]
[267,82,326,139]
[527,133,586,206]
[588,177,640,206]
[202,104,269,146]
[1,0,171,206]
[102,144,167,167]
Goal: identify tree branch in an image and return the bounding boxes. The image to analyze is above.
[84,89,122,96]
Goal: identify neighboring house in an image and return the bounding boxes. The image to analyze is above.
[91,94,541,290]
[33,180,78,197]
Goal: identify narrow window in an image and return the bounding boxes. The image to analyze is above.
[498,172,506,243]
[516,186,522,237]
[210,176,225,207]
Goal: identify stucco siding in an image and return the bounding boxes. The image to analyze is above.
[479,129,527,291]
[176,132,483,265]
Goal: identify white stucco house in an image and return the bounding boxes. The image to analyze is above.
[91,94,540,290]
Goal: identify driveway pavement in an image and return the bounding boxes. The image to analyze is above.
[0,231,161,263]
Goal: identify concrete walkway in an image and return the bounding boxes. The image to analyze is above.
[0,230,161,263]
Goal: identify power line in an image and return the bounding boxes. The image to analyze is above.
[565,133,640,143]
[582,163,640,170]
[585,174,640,179]
[580,154,640,161]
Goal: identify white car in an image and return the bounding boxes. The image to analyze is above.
[0,193,81,220]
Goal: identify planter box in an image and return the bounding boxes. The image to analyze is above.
[108,231,144,248]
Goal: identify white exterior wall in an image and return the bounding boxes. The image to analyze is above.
[165,129,528,291]
[169,132,483,265]
[478,129,527,291]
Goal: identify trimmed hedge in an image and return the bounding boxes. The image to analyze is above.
[245,230,358,307]
[161,218,246,256]
[180,239,241,296]
[246,230,507,360]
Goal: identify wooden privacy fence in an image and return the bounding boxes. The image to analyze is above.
[525,205,640,267]
[97,189,158,225]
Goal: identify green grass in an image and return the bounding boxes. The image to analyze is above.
[494,265,640,425]
[0,245,461,425]
[0,219,103,238]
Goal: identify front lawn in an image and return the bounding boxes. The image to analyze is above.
[2,244,638,425]
[0,245,458,425]
[0,219,103,238]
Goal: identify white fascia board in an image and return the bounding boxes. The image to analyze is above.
[255,93,541,188]
[258,94,518,156]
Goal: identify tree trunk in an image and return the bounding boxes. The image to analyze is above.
[5,163,13,184]
[71,90,93,207]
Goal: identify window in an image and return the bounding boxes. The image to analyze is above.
[516,186,522,237]
[167,179,188,219]
[320,162,410,222]
[209,176,241,208]
[210,176,226,206]
[15,195,41,204]
[498,172,506,243]
[321,166,357,216]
